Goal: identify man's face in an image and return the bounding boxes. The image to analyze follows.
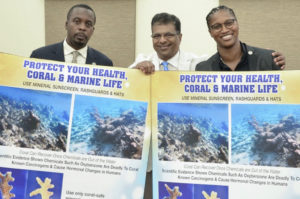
[208,10,239,49]
[65,7,95,50]
[151,23,182,61]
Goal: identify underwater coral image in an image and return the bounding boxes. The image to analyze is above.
[70,95,148,159]
[231,104,300,167]
[26,170,63,199]
[0,167,63,199]
[159,181,228,199]
[0,167,27,199]
[194,184,228,199]
[159,182,192,199]
[0,171,15,199]
[157,103,228,163]
[0,86,71,151]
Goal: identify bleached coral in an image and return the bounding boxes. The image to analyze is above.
[163,184,182,199]
[249,115,300,167]
[90,110,144,159]
[202,190,220,199]
[29,177,54,199]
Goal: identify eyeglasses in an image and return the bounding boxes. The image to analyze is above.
[210,19,236,32]
[151,32,178,40]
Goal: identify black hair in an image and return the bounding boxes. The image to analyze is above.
[67,4,96,24]
[151,12,181,33]
[206,5,236,28]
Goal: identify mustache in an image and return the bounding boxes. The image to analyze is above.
[74,33,87,39]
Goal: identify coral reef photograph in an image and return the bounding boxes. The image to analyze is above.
[194,183,228,199]
[0,86,71,151]
[0,168,25,199]
[231,104,300,167]
[159,181,228,199]
[157,103,228,163]
[26,170,63,199]
[159,182,192,199]
[0,167,63,199]
[69,95,148,159]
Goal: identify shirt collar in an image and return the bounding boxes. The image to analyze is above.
[63,39,88,59]
[217,42,249,71]
[158,50,180,68]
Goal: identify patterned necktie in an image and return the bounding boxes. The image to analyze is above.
[72,51,79,63]
[161,61,169,71]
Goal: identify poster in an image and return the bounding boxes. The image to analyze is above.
[151,70,300,199]
[0,53,151,199]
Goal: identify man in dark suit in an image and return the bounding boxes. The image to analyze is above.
[30,4,113,67]
[196,5,282,71]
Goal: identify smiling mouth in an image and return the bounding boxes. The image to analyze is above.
[158,45,171,50]
[221,34,232,41]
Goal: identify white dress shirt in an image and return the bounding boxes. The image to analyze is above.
[63,39,88,64]
[129,50,208,71]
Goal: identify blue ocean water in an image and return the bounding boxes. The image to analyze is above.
[231,104,300,164]
[158,103,228,134]
[0,85,71,122]
[69,95,148,154]
[73,95,147,119]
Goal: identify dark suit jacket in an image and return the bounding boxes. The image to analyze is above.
[30,42,113,66]
[195,43,280,71]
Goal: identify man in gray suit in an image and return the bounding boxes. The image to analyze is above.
[30,4,112,66]
[196,5,283,71]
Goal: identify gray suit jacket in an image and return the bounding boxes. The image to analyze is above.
[30,42,113,66]
[195,43,280,71]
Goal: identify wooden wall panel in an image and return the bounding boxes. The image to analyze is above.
[219,0,300,69]
[45,0,136,67]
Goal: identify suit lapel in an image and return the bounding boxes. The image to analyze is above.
[245,45,259,70]
[211,54,221,71]
[86,47,94,64]
[55,42,65,62]
[246,45,256,62]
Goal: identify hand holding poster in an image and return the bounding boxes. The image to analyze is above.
[1,52,300,198]
[0,53,151,199]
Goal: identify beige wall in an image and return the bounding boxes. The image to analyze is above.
[220,0,300,69]
[1,0,299,69]
[135,0,218,58]
[0,0,45,57]
[45,0,136,67]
